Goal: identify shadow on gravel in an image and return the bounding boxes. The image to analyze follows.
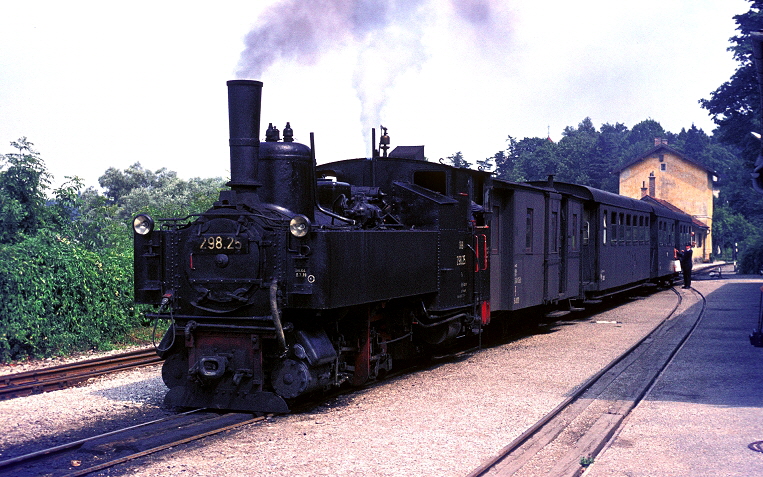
[0,404,173,462]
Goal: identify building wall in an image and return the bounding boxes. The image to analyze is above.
[619,150,713,261]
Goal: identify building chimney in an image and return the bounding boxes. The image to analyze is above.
[641,181,648,198]
[654,137,668,146]
[649,172,656,196]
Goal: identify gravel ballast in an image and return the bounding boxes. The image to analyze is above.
[0,286,704,476]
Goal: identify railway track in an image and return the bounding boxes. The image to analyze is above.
[0,408,266,476]
[466,285,707,477]
[0,348,162,401]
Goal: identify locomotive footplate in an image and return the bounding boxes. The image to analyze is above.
[164,385,289,413]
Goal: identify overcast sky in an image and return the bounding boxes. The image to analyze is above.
[0,0,751,189]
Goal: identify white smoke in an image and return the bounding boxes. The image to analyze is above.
[236,0,509,147]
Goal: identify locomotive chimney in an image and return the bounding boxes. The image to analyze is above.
[227,80,263,189]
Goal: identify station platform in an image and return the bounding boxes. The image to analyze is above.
[584,266,763,476]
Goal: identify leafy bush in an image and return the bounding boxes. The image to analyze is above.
[738,234,763,275]
[0,232,136,361]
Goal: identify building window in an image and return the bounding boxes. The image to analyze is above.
[660,163,666,171]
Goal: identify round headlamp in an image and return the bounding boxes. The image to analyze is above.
[133,214,154,235]
[289,215,311,238]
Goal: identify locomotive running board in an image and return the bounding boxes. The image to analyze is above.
[164,386,290,414]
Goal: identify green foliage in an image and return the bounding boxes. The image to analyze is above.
[738,233,763,273]
[441,151,472,169]
[0,232,135,360]
[701,2,763,223]
[0,141,227,362]
[0,138,51,243]
[99,162,178,203]
[713,202,756,255]
[98,162,225,221]
[490,118,711,193]
[499,135,559,183]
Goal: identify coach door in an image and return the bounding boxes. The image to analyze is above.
[560,197,583,299]
[580,204,597,290]
[544,191,562,302]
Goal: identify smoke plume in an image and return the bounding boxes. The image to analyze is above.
[236,0,506,143]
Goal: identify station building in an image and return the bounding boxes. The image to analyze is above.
[617,138,716,262]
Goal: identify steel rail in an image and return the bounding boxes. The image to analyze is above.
[0,348,162,400]
[466,285,707,477]
[0,409,205,470]
[61,413,266,477]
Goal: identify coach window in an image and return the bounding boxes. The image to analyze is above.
[658,221,664,245]
[551,211,559,253]
[619,213,625,245]
[626,214,632,244]
[492,206,500,254]
[602,212,607,245]
[525,208,534,253]
[607,211,613,244]
[635,215,640,243]
[583,220,590,246]
[645,217,649,242]
[572,213,578,251]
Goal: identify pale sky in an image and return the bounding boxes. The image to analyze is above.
[0,0,750,189]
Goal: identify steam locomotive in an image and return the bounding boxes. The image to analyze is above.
[133,80,694,413]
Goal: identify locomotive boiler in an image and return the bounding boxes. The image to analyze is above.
[133,80,491,412]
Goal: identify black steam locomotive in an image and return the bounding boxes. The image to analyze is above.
[134,80,694,413]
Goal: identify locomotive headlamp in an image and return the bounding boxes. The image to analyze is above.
[289,215,311,238]
[133,214,154,235]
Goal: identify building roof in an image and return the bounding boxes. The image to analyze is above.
[616,143,716,175]
[641,195,709,229]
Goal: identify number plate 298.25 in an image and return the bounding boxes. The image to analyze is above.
[197,235,247,253]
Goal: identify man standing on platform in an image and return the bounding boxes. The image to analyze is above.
[677,243,693,289]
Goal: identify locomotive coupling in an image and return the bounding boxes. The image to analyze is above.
[190,355,230,384]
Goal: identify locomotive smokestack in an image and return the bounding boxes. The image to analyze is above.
[227,80,263,189]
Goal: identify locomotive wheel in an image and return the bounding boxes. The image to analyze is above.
[162,352,188,388]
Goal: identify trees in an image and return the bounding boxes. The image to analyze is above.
[700,1,763,269]
[0,138,50,243]
[0,140,227,361]
[0,139,139,360]
[441,151,472,169]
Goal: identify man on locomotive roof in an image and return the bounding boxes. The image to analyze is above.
[676,243,693,289]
